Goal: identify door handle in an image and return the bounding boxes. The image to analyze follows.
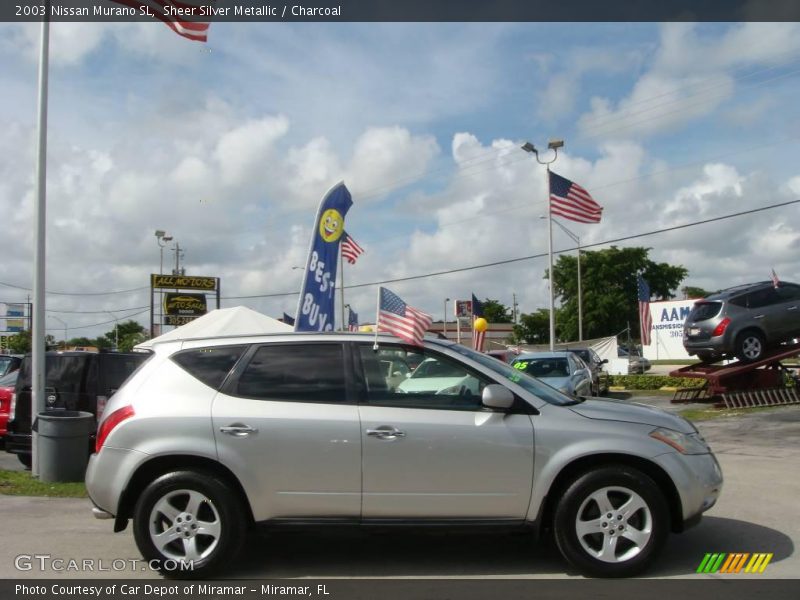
[220,425,258,437]
[788,306,798,311]
[753,315,765,319]
[366,427,406,440]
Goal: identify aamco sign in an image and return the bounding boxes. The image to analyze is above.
[642,298,701,361]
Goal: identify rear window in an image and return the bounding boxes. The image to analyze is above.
[688,301,722,321]
[172,345,247,390]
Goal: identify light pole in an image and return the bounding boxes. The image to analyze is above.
[48,315,67,350]
[154,230,173,275]
[522,139,564,351]
[443,298,450,337]
[154,231,173,338]
[547,217,583,342]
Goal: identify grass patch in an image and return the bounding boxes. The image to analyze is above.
[649,360,700,366]
[0,469,87,498]
[679,405,787,421]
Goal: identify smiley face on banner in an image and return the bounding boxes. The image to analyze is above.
[319,209,345,243]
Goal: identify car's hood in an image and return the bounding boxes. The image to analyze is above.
[398,376,465,393]
[568,397,695,433]
[539,376,569,389]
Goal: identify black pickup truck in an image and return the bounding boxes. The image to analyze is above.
[5,351,150,468]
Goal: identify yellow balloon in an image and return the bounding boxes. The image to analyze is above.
[473,317,488,332]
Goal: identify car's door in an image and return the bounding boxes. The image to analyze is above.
[742,287,785,340]
[775,284,800,337]
[212,342,361,521]
[355,343,534,520]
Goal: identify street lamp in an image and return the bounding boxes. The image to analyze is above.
[106,311,119,350]
[48,315,67,350]
[522,139,564,351]
[155,230,173,275]
[443,298,450,337]
[543,216,583,342]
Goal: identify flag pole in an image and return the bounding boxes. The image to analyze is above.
[31,8,51,477]
[339,243,345,330]
[373,287,381,350]
[547,166,555,351]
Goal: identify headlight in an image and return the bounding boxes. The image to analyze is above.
[650,428,708,455]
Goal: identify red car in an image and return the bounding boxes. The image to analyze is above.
[0,370,18,439]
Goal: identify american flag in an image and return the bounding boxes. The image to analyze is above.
[637,274,652,346]
[112,1,213,42]
[341,232,364,265]
[471,293,486,352]
[348,308,359,332]
[771,269,780,288]
[377,287,432,346]
[549,171,603,224]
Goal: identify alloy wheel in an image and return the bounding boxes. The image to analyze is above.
[148,489,221,562]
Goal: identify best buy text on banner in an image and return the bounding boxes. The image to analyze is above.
[295,183,353,331]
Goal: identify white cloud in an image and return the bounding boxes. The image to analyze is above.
[214,115,290,186]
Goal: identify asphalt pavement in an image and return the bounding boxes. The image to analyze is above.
[1,398,798,580]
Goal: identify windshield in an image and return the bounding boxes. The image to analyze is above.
[513,357,569,378]
[412,359,466,378]
[436,341,576,406]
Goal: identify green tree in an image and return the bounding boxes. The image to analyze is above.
[103,320,145,348]
[118,331,147,352]
[481,299,513,323]
[550,246,688,341]
[6,330,31,353]
[681,286,711,299]
[512,308,550,344]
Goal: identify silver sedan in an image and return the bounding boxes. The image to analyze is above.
[511,351,594,397]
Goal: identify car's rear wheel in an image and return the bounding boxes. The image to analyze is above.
[695,351,721,364]
[132,470,246,578]
[553,466,669,577]
[17,453,31,469]
[734,330,766,362]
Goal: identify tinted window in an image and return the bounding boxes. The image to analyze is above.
[45,357,88,393]
[359,345,487,410]
[0,370,18,387]
[236,344,346,402]
[744,288,780,309]
[776,284,800,303]
[173,346,246,390]
[688,301,722,321]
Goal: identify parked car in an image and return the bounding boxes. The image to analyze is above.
[566,348,609,395]
[683,281,800,362]
[0,354,22,377]
[0,369,19,440]
[86,333,722,578]
[5,350,150,468]
[397,356,482,396]
[487,349,520,363]
[511,351,593,397]
[618,347,651,374]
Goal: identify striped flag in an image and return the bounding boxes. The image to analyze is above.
[637,274,652,346]
[377,287,432,346]
[348,307,359,332]
[341,232,364,265]
[471,294,486,352]
[549,171,603,224]
[771,268,780,288]
[113,1,213,42]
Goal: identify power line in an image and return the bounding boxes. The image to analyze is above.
[222,198,800,300]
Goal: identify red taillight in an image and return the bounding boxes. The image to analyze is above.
[712,317,731,337]
[95,405,135,453]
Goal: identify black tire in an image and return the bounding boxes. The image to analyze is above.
[17,453,32,469]
[132,470,247,579]
[553,466,669,578]
[695,351,720,364]
[734,330,766,362]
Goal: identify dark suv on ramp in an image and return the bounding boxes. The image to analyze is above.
[5,351,150,468]
[683,281,800,362]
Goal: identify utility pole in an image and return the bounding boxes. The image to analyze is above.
[172,243,185,276]
[512,293,518,324]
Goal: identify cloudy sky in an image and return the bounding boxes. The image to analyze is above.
[2,21,800,340]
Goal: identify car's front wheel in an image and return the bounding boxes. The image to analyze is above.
[132,470,247,578]
[553,466,669,577]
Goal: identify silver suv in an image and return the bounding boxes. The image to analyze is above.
[86,333,722,578]
[683,281,800,362]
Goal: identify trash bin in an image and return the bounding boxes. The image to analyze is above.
[33,410,95,483]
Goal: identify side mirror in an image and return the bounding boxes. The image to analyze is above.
[482,384,514,410]
[601,359,608,364]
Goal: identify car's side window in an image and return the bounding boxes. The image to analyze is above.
[358,344,488,410]
[776,284,800,303]
[235,343,346,403]
[746,288,781,308]
[172,345,248,390]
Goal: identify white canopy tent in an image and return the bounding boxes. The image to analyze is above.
[135,306,292,351]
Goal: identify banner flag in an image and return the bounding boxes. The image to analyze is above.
[295,182,353,331]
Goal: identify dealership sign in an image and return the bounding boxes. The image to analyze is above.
[163,293,207,317]
[642,298,700,361]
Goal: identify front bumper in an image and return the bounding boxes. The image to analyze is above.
[654,450,723,526]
